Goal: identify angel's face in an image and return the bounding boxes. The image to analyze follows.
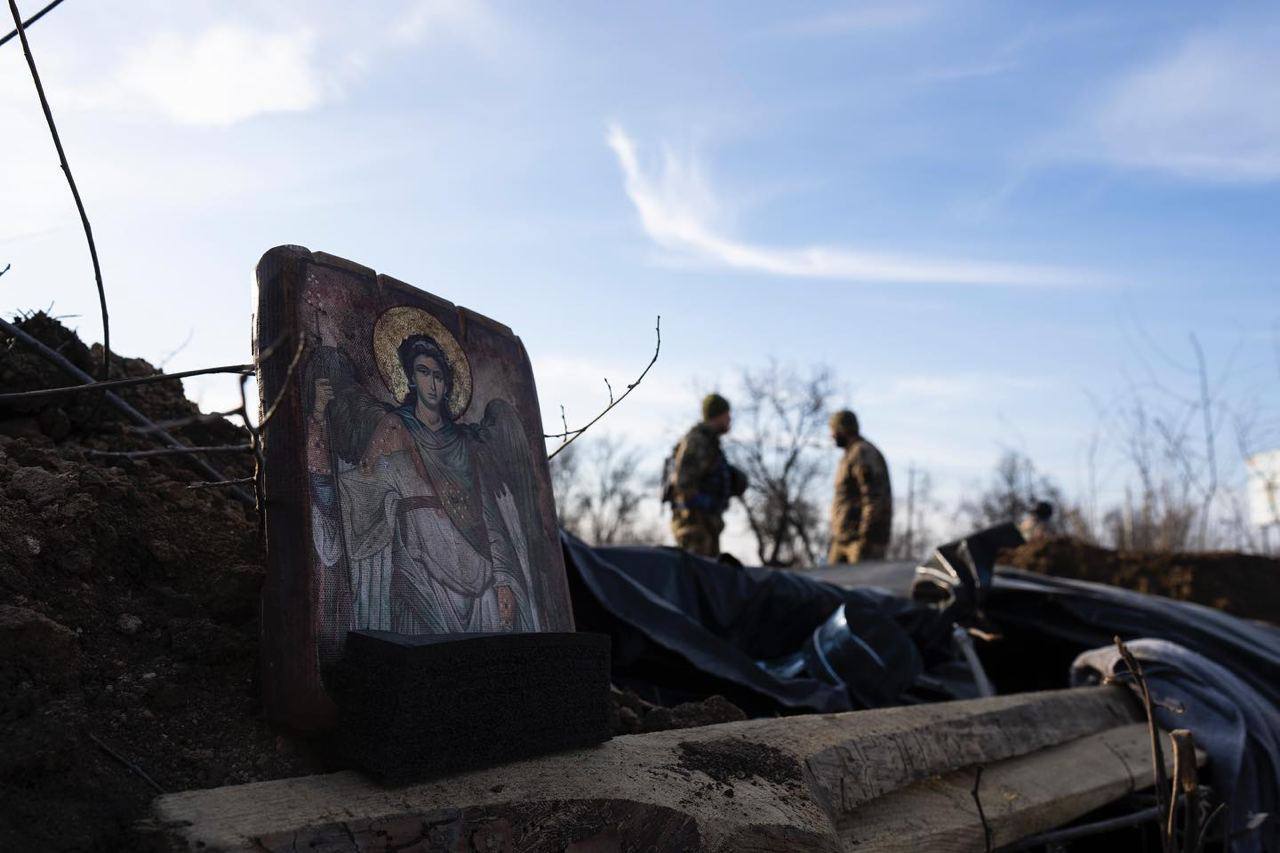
[412,355,447,412]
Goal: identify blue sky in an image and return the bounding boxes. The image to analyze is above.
[2,1,1278,542]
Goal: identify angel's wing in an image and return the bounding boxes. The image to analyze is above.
[305,345,393,465]
[477,399,560,622]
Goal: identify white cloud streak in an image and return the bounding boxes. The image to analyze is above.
[1088,24,1280,182]
[606,124,1088,287]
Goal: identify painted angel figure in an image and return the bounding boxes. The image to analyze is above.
[305,306,548,655]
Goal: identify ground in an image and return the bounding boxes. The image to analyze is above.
[3,315,1274,850]
[1002,536,1280,624]
[0,314,743,851]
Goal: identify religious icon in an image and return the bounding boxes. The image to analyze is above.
[306,306,547,644]
[255,248,574,726]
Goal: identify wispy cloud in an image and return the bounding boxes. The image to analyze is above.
[1086,23,1280,182]
[771,3,935,38]
[116,26,325,127]
[392,0,507,57]
[606,124,1089,287]
[61,1,507,128]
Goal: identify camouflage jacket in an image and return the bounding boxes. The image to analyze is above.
[831,437,892,546]
[670,422,733,513]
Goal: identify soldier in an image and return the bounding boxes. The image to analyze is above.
[1019,500,1057,542]
[828,409,892,563]
[665,394,746,557]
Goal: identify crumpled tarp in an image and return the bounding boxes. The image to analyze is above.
[1073,639,1280,853]
[987,569,1280,708]
[560,532,935,714]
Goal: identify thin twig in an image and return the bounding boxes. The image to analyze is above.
[0,0,63,47]
[0,363,254,404]
[257,335,306,429]
[545,315,660,460]
[1115,636,1173,853]
[0,262,9,278]
[127,410,241,434]
[88,732,163,794]
[187,476,255,490]
[7,0,110,379]
[238,374,265,536]
[86,444,253,459]
[971,765,993,853]
[0,315,254,505]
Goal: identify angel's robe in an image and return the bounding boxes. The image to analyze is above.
[311,406,540,639]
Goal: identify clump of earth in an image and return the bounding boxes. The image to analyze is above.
[1001,536,1280,624]
[0,313,745,851]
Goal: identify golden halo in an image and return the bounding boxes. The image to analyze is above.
[372,306,472,419]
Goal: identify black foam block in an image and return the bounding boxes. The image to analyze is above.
[333,630,611,783]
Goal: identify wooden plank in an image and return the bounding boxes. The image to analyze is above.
[838,722,1201,852]
[147,687,1139,852]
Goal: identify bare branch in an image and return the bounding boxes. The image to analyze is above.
[127,410,242,434]
[0,0,64,48]
[86,444,253,459]
[0,363,254,405]
[257,336,307,429]
[187,476,255,490]
[0,262,9,278]
[157,328,194,369]
[1190,332,1218,548]
[545,316,661,460]
[87,731,163,795]
[7,0,110,378]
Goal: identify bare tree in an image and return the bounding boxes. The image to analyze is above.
[957,450,1063,531]
[1086,331,1244,551]
[957,450,1098,543]
[889,464,940,560]
[548,434,660,545]
[731,362,835,567]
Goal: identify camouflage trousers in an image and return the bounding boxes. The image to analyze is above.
[671,508,725,557]
[828,537,888,564]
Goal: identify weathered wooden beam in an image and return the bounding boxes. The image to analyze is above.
[838,722,1201,852]
[147,687,1140,852]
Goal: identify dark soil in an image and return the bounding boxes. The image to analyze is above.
[610,688,746,735]
[0,314,320,852]
[0,314,748,851]
[675,738,802,789]
[1001,536,1280,624]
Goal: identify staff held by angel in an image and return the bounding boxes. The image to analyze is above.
[305,306,548,650]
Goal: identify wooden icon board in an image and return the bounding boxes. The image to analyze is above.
[254,246,575,731]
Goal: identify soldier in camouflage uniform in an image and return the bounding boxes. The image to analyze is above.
[828,409,892,563]
[1018,501,1057,543]
[666,394,745,557]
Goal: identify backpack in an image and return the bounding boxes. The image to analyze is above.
[660,439,680,505]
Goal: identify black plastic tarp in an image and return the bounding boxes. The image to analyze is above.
[561,532,932,714]
[562,528,1280,719]
[986,568,1280,708]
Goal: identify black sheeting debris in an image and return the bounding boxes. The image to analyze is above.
[561,532,946,715]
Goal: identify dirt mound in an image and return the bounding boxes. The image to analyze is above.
[0,314,321,851]
[1,314,747,851]
[610,688,746,735]
[1001,537,1280,624]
